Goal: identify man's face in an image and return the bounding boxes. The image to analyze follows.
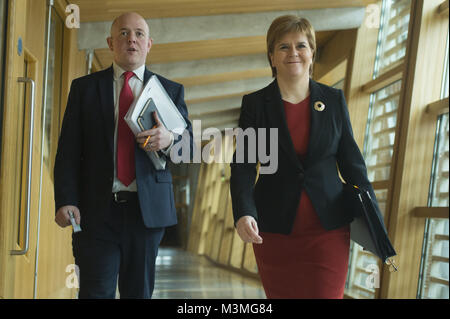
[107,13,152,71]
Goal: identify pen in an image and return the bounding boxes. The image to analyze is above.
[143,125,157,148]
[143,135,151,148]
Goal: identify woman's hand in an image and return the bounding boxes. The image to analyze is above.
[236,216,263,244]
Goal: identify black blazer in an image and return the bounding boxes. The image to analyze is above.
[230,78,380,234]
[54,66,193,231]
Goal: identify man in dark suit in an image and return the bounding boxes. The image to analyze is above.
[54,12,193,299]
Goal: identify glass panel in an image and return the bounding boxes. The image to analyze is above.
[418,29,449,298]
[374,189,388,217]
[420,218,449,299]
[419,113,449,299]
[43,7,63,174]
[346,0,408,294]
[430,113,449,208]
[374,0,411,77]
[364,80,401,188]
[346,81,402,299]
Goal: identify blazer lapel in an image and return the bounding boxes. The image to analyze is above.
[264,79,303,172]
[143,67,153,85]
[305,78,327,165]
[98,66,115,153]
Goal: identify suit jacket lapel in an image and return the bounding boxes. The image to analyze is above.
[305,78,327,165]
[264,79,303,172]
[144,67,152,85]
[98,66,115,153]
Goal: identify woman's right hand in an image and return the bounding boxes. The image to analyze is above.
[236,216,263,244]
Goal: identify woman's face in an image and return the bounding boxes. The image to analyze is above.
[269,31,313,80]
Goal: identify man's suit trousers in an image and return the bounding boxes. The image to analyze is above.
[72,196,165,299]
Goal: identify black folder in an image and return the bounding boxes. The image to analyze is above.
[137,98,165,131]
[137,98,165,161]
[344,183,398,271]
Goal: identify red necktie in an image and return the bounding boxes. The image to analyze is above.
[117,71,135,186]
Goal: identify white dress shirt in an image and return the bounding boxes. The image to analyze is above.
[111,63,174,193]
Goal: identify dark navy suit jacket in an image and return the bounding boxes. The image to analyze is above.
[54,66,193,231]
[230,78,381,234]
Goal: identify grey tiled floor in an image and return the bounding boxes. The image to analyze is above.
[152,247,266,299]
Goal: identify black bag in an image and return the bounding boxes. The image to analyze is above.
[344,183,398,271]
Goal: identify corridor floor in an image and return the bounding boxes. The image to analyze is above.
[152,247,266,299]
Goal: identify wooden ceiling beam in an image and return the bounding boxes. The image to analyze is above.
[72,0,377,22]
[173,68,272,87]
[95,36,266,65]
[186,91,254,105]
[196,115,241,128]
[190,106,241,118]
[94,31,334,67]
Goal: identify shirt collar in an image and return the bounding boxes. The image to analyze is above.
[112,62,145,82]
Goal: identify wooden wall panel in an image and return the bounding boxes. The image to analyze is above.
[344,12,379,149]
[314,29,357,83]
[0,0,29,298]
[35,0,87,299]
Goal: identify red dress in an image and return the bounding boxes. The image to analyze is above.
[252,96,350,299]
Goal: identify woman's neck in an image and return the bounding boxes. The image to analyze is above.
[277,74,310,104]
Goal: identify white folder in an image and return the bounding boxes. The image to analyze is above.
[125,75,187,170]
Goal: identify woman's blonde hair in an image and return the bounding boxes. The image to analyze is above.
[266,15,316,77]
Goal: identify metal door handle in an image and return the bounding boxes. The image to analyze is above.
[11,77,36,255]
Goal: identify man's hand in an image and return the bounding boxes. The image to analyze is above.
[55,205,81,228]
[136,112,173,152]
[236,216,263,244]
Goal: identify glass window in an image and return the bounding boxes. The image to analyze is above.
[373,0,411,77]
[346,80,402,299]
[364,80,401,187]
[419,113,449,299]
[345,0,411,299]
[418,30,449,300]
[430,114,449,208]
[43,7,64,174]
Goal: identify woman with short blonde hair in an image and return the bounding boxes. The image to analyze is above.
[230,15,382,299]
[266,15,317,77]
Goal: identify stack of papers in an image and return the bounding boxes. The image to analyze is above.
[125,75,187,170]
